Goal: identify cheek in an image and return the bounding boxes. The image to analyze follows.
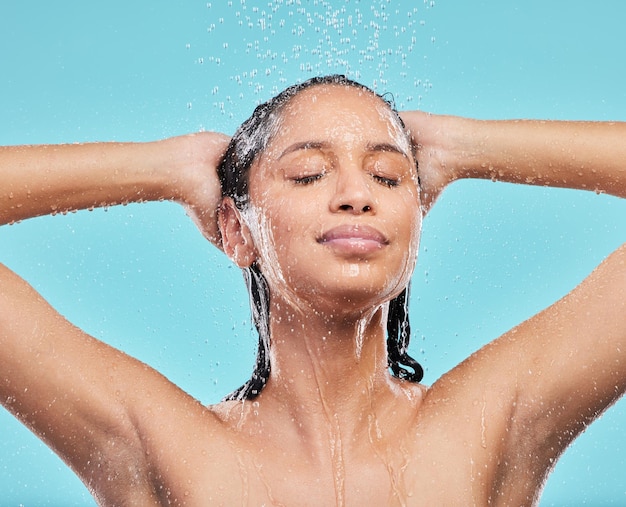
[410,209,423,248]
[388,192,422,238]
[389,194,422,270]
[243,202,308,277]
[406,210,422,264]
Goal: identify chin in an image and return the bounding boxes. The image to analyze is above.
[304,280,402,316]
[272,260,412,312]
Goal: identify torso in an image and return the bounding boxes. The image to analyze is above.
[99,371,546,506]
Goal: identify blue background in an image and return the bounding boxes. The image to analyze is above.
[1,1,626,504]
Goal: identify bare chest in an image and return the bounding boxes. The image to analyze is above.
[111,392,543,506]
[151,432,501,506]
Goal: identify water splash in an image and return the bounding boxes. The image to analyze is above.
[200,0,436,118]
[480,394,487,449]
[302,333,347,506]
[342,263,360,278]
[363,370,411,505]
[355,313,367,359]
[329,413,346,507]
[240,202,309,319]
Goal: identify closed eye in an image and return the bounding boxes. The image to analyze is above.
[372,174,400,188]
[293,173,324,185]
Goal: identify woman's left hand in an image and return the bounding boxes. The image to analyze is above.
[401,110,468,213]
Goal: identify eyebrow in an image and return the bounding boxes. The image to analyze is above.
[278,140,409,160]
[365,142,410,158]
[278,141,327,160]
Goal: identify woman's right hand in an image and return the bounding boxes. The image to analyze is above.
[1,131,230,241]
[163,131,231,249]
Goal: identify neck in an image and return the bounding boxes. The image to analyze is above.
[273,299,388,385]
[257,296,417,456]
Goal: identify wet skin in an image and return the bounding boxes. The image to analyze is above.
[241,85,422,316]
[3,85,626,506]
[112,87,549,505]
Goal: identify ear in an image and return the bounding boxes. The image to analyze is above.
[218,198,257,268]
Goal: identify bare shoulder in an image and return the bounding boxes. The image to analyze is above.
[407,243,626,503]
[0,262,239,503]
[81,371,247,504]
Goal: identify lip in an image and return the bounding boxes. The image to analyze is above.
[318,224,389,255]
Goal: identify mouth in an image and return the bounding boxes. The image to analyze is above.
[317,224,389,256]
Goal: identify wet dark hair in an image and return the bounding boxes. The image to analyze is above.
[218,74,423,401]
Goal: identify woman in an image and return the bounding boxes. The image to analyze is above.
[1,75,625,505]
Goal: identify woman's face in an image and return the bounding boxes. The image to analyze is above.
[244,84,422,314]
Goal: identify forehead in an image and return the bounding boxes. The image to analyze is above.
[269,84,408,151]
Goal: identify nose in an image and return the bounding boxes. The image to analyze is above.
[329,169,375,214]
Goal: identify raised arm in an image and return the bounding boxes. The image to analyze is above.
[0,132,229,243]
[402,111,626,496]
[401,111,626,209]
[0,132,228,500]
